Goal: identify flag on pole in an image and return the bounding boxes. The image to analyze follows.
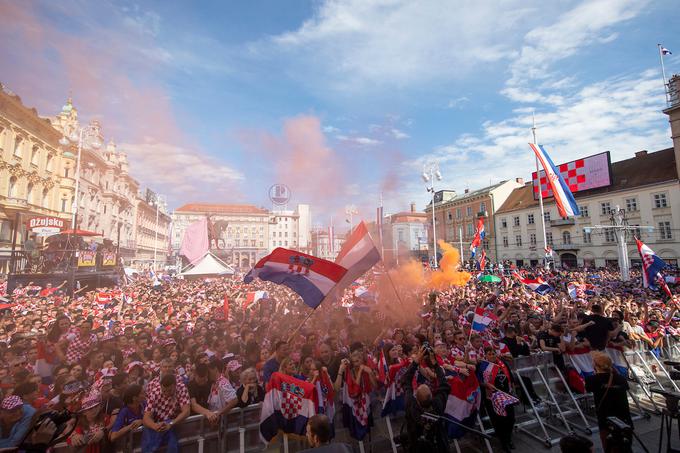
[244,248,347,309]
[376,205,384,257]
[243,291,269,310]
[636,238,672,298]
[661,46,672,55]
[444,373,481,439]
[325,221,381,303]
[529,144,580,218]
[469,217,485,258]
[471,307,497,332]
[512,272,554,295]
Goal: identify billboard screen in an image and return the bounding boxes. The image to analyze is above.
[532,151,612,200]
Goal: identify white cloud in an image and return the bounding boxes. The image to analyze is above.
[336,135,382,146]
[390,128,409,140]
[407,69,671,203]
[446,96,469,109]
[268,0,541,92]
[323,125,340,133]
[120,140,244,200]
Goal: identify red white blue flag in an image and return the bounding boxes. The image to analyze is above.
[513,272,553,295]
[529,144,580,218]
[445,373,481,438]
[244,248,347,309]
[471,307,497,332]
[260,372,317,442]
[381,360,409,417]
[470,217,485,258]
[636,238,672,298]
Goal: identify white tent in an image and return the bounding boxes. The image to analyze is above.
[180,252,235,278]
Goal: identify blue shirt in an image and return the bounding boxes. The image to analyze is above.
[0,404,36,448]
[262,358,280,384]
[110,404,145,433]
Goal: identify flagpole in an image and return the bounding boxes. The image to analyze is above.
[658,44,670,107]
[532,112,549,270]
[379,192,385,260]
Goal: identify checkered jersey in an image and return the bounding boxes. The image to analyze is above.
[65,332,98,365]
[145,378,190,422]
[207,375,236,411]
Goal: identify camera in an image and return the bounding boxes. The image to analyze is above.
[650,387,680,414]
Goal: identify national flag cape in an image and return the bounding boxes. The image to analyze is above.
[444,373,481,438]
[529,143,580,218]
[381,360,409,417]
[341,370,372,440]
[314,370,336,437]
[471,307,497,332]
[243,291,269,310]
[244,248,347,309]
[566,346,595,377]
[513,272,553,295]
[327,221,381,303]
[259,372,317,442]
[637,238,672,298]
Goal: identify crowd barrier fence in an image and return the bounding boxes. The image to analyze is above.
[50,338,680,452]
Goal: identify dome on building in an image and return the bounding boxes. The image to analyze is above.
[61,97,74,113]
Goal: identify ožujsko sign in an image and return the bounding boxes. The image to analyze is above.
[27,216,65,236]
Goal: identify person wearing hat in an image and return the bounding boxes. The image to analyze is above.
[0,395,36,448]
[68,392,108,449]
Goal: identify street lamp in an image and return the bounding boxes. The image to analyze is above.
[151,194,167,271]
[59,122,102,229]
[345,204,358,233]
[422,163,443,268]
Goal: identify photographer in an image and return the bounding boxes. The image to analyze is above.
[401,345,450,453]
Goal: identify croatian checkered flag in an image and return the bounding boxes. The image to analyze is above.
[491,390,519,416]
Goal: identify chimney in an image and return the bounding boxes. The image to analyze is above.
[635,150,648,158]
[410,202,416,213]
[662,75,680,180]
[515,177,524,184]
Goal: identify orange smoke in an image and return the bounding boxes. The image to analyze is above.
[429,240,471,289]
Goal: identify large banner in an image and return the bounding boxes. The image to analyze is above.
[78,251,97,267]
[27,216,64,236]
[102,251,116,266]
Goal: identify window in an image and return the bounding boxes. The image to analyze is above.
[583,228,592,244]
[654,193,668,208]
[515,235,522,247]
[467,223,474,236]
[284,241,288,246]
[259,241,264,247]
[501,218,507,228]
[605,230,616,243]
[13,137,22,156]
[600,202,611,215]
[7,176,17,197]
[543,211,551,222]
[625,198,638,212]
[447,211,452,221]
[26,183,33,204]
[562,231,571,244]
[398,230,404,242]
[456,208,462,219]
[103,205,107,214]
[64,167,69,178]
[503,236,508,247]
[513,216,520,227]
[580,205,589,218]
[530,233,536,246]
[31,146,39,165]
[628,224,641,241]
[466,206,473,217]
[546,232,553,245]
[251,240,256,247]
[46,154,53,172]
[235,239,240,247]
[659,221,672,240]
[42,189,49,208]
[527,214,535,225]
[61,198,67,212]
[480,202,486,213]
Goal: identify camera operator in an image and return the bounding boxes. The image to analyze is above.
[401,344,450,453]
[586,352,632,452]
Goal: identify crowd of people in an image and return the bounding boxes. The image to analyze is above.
[0,262,676,452]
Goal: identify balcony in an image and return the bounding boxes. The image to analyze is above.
[550,218,575,227]
[2,197,28,210]
[552,243,580,251]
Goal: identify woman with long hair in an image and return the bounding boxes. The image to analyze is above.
[586,352,633,452]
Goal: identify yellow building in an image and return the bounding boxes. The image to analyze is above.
[0,83,75,272]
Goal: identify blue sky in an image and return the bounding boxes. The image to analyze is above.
[1,0,678,228]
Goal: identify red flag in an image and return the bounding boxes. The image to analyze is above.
[223,295,229,320]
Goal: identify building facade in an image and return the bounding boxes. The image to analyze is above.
[0,84,75,272]
[132,194,171,269]
[311,228,345,261]
[172,203,271,269]
[495,148,680,268]
[424,179,523,262]
[268,204,312,254]
[378,203,429,265]
[51,100,141,260]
